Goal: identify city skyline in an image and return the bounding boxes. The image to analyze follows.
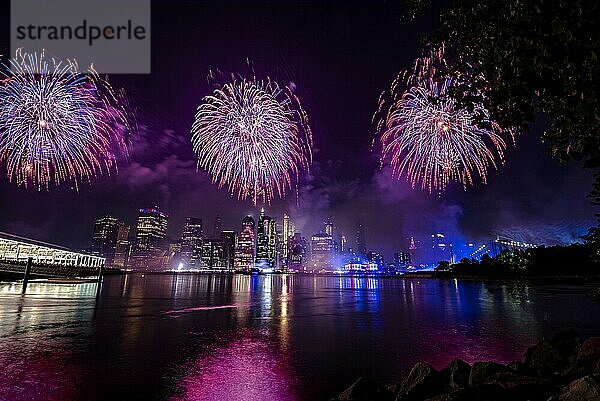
[88,203,529,272]
[0,2,598,401]
[0,1,595,263]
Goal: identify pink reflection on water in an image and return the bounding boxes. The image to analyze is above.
[170,329,299,401]
[0,342,82,401]
[163,305,238,315]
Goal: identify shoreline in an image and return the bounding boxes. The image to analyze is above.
[2,269,600,284]
[333,330,600,401]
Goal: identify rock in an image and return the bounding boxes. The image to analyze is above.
[424,395,449,401]
[445,384,508,401]
[484,371,549,400]
[484,371,541,389]
[396,362,444,401]
[562,337,600,380]
[507,361,521,370]
[440,359,471,391]
[336,377,394,401]
[577,338,600,360]
[557,375,600,401]
[523,339,565,378]
[468,362,512,387]
[551,329,581,362]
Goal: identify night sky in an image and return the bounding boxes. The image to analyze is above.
[0,1,595,259]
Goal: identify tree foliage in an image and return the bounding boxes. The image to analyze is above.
[436,244,598,277]
[427,0,600,166]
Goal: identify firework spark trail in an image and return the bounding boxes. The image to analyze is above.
[0,50,133,190]
[191,74,312,205]
[375,47,513,193]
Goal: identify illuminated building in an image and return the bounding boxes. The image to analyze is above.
[113,223,130,269]
[408,236,419,264]
[394,251,411,268]
[0,231,104,268]
[130,207,169,271]
[180,217,203,265]
[234,215,255,271]
[134,207,168,251]
[91,215,119,266]
[431,233,451,263]
[201,238,226,269]
[343,261,378,272]
[341,234,347,253]
[355,223,366,256]
[256,208,277,268]
[288,233,308,271]
[367,251,384,269]
[166,242,182,269]
[221,230,236,270]
[310,232,334,271]
[212,214,223,238]
[325,216,333,236]
[282,212,290,260]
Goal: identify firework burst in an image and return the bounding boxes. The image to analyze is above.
[0,50,133,190]
[191,74,312,205]
[375,48,513,193]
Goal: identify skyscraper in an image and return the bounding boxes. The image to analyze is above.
[181,217,203,265]
[212,214,223,238]
[408,236,419,265]
[130,207,169,271]
[135,207,168,251]
[325,216,334,236]
[256,208,277,268]
[355,223,366,256]
[234,215,256,271]
[91,216,119,266]
[311,231,334,271]
[221,230,236,270]
[282,212,290,260]
[431,233,450,263]
[394,251,412,269]
[288,233,308,271]
[113,222,130,269]
[201,238,226,269]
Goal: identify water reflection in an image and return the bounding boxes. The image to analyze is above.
[0,282,97,401]
[170,328,299,401]
[0,276,598,401]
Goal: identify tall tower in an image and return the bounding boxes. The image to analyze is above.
[311,231,334,271]
[282,212,290,259]
[181,217,203,264]
[113,222,130,269]
[135,207,168,251]
[212,214,223,238]
[234,215,256,271]
[355,223,366,256]
[256,210,277,268]
[325,216,334,236]
[221,230,236,270]
[408,236,418,265]
[268,218,278,268]
[91,215,119,266]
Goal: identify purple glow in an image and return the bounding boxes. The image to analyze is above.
[170,329,299,401]
[163,305,238,314]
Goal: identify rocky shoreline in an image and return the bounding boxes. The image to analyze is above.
[333,330,600,401]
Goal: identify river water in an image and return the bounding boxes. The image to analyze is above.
[0,274,598,401]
